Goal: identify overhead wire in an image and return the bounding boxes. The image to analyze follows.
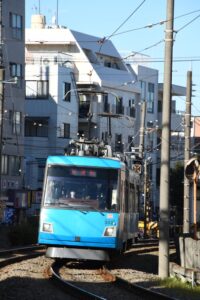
[121,8,200,62]
[109,8,200,38]
[106,0,147,41]
[98,0,147,53]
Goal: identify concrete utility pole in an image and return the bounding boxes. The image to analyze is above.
[0,0,3,198]
[0,68,4,197]
[183,71,192,234]
[139,101,146,159]
[139,101,146,228]
[158,0,174,278]
[0,0,2,64]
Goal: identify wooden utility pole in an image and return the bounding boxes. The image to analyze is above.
[183,71,192,234]
[158,0,174,278]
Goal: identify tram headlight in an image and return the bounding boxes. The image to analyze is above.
[42,222,53,233]
[104,226,116,237]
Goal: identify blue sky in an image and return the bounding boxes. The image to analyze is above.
[25,0,200,115]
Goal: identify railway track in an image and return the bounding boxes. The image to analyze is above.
[0,241,178,300]
[0,245,45,268]
[49,257,177,300]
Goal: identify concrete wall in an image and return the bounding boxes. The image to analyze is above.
[179,236,200,269]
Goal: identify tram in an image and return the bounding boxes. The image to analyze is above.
[38,139,140,260]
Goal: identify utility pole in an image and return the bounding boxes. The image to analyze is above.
[139,101,146,159]
[0,68,4,198]
[0,0,4,198]
[183,71,192,234]
[158,0,174,278]
[0,0,3,66]
[143,158,148,237]
[139,101,147,229]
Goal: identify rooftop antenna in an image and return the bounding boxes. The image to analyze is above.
[38,0,40,14]
[56,0,59,26]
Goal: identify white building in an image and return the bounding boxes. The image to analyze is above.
[25,14,188,221]
[25,15,141,190]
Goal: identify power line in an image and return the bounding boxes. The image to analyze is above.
[106,0,147,41]
[109,8,200,38]
[121,10,200,62]
[98,0,146,53]
[175,13,200,33]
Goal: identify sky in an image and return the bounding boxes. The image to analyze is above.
[25,0,200,116]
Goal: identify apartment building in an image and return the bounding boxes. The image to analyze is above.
[24,14,190,222]
[24,14,141,190]
[0,0,25,199]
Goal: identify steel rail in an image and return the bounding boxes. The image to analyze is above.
[50,261,107,300]
[114,275,178,300]
[0,245,45,268]
[101,266,178,300]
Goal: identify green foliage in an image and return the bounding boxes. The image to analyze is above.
[8,216,39,246]
[159,277,200,299]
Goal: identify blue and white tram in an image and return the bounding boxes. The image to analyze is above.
[38,155,139,261]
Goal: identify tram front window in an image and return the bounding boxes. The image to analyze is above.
[44,166,118,211]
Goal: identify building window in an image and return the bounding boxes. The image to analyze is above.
[9,63,23,87]
[147,83,154,113]
[115,134,123,152]
[2,155,8,175]
[25,117,48,137]
[10,63,22,78]
[103,94,110,112]
[9,13,23,40]
[128,135,133,151]
[9,156,21,176]
[129,98,135,117]
[116,97,124,114]
[10,63,23,87]
[25,80,49,99]
[10,111,22,135]
[58,123,70,138]
[63,123,70,138]
[63,82,71,102]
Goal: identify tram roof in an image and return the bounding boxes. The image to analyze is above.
[46,155,123,169]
